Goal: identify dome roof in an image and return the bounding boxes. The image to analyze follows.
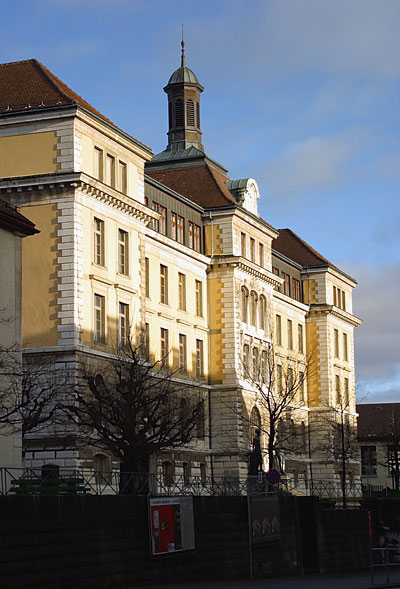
[167,65,200,86]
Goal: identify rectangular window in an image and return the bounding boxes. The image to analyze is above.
[145,257,150,298]
[188,221,194,249]
[194,224,201,252]
[177,215,185,244]
[160,328,169,366]
[118,302,129,347]
[343,333,348,361]
[152,202,159,232]
[261,351,267,380]
[259,243,264,267]
[118,229,129,275]
[243,344,250,371]
[145,322,150,361]
[344,377,349,407]
[272,267,280,276]
[178,273,186,311]
[282,272,290,296]
[196,339,204,377]
[276,314,282,346]
[250,238,255,262]
[94,294,105,342]
[252,347,259,378]
[288,367,294,388]
[361,446,377,476]
[241,232,246,257]
[292,278,301,302]
[179,334,187,372]
[333,286,337,306]
[118,161,127,193]
[94,217,105,266]
[160,265,168,304]
[277,364,283,393]
[298,324,304,354]
[106,154,115,187]
[94,147,103,181]
[299,372,305,402]
[158,205,167,235]
[334,329,339,358]
[342,291,346,311]
[335,374,341,405]
[287,319,293,350]
[171,212,177,241]
[195,280,203,317]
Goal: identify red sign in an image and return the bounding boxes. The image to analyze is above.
[266,469,281,485]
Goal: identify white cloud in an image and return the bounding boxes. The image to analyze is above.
[341,262,400,401]
[260,128,370,198]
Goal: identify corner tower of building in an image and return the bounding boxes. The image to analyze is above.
[164,40,204,152]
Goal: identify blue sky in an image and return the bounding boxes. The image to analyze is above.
[1,0,399,403]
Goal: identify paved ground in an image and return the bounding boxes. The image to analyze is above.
[141,570,400,589]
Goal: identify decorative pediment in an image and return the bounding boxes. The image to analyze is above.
[226,177,260,216]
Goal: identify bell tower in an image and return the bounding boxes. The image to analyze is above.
[163,38,204,152]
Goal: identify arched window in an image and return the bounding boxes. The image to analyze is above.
[175,99,184,127]
[196,400,205,440]
[290,419,297,453]
[200,463,207,484]
[41,464,59,480]
[186,100,195,126]
[93,453,111,485]
[168,102,173,128]
[196,102,200,128]
[259,295,267,331]
[183,462,191,485]
[241,286,249,323]
[162,461,174,487]
[250,406,261,445]
[250,291,258,327]
[301,421,307,454]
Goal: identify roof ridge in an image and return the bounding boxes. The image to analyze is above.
[205,164,237,205]
[31,59,74,105]
[0,58,36,67]
[279,227,329,265]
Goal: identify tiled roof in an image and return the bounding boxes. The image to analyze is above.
[0,59,151,152]
[357,403,400,440]
[0,199,38,236]
[146,163,238,208]
[273,228,330,267]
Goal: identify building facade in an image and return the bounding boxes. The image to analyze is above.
[0,55,361,488]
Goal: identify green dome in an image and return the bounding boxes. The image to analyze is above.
[167,66,200,86]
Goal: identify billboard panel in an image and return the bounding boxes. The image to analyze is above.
[149,497,195,555]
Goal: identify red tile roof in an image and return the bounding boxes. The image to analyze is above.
[273,228,332,267]
[146,163,238,208]
[357,403,400,440]
[0,199,38,236]
[0,59,151,152]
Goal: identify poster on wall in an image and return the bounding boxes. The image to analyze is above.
[250,495,281,545]
[149,497,195,555]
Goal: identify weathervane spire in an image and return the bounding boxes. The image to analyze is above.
[181,24,186,67]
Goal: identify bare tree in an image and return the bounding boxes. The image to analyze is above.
[242,343,310,474]
[62,344,205,478]
[0,346,63,439]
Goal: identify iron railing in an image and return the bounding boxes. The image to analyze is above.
[0,466,363,499]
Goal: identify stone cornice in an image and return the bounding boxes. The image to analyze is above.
[208,255,281,287]
[307,303,362,327]
[0,172,156,225]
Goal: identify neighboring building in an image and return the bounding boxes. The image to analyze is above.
[0,54,361,489]
[0,198,38,467]
[358,403,400,490]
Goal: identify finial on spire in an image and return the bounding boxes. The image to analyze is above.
[181,24,186,67]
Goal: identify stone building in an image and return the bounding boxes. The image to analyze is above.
[0,199,38,467]
[0,53,361,488]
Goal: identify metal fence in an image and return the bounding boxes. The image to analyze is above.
[0,466,364,499]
